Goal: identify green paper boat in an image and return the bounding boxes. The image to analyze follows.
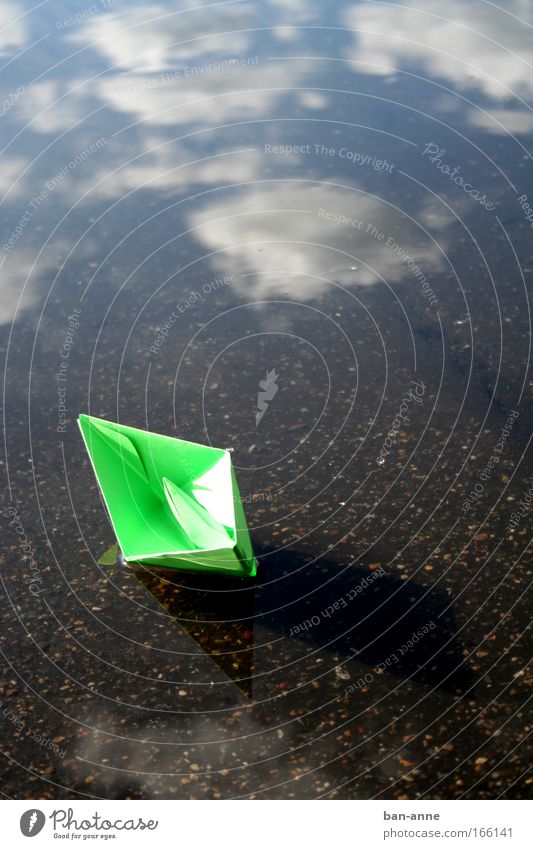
[78,414,257,578]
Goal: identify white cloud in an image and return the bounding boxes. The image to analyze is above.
[343,0,533,100]
[469,108,533,134]
[94,57,310,127]
[188,183,448,300]
[77,144,265,199]
[66,3,254,73]
[0,2,27,55]
[0,156,28,198]
[0,250,53,326]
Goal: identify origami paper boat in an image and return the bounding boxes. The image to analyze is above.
[78,414,257,577]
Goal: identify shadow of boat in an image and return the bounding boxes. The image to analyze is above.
[131,543,473,699]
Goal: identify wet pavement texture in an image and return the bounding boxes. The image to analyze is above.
[0,0,532,799]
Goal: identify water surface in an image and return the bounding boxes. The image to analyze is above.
[1,0,532,799]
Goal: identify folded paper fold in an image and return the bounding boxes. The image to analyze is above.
[78,414,257,577]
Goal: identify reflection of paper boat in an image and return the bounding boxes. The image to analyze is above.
[136,567,255,698]
[78,414,257,578]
